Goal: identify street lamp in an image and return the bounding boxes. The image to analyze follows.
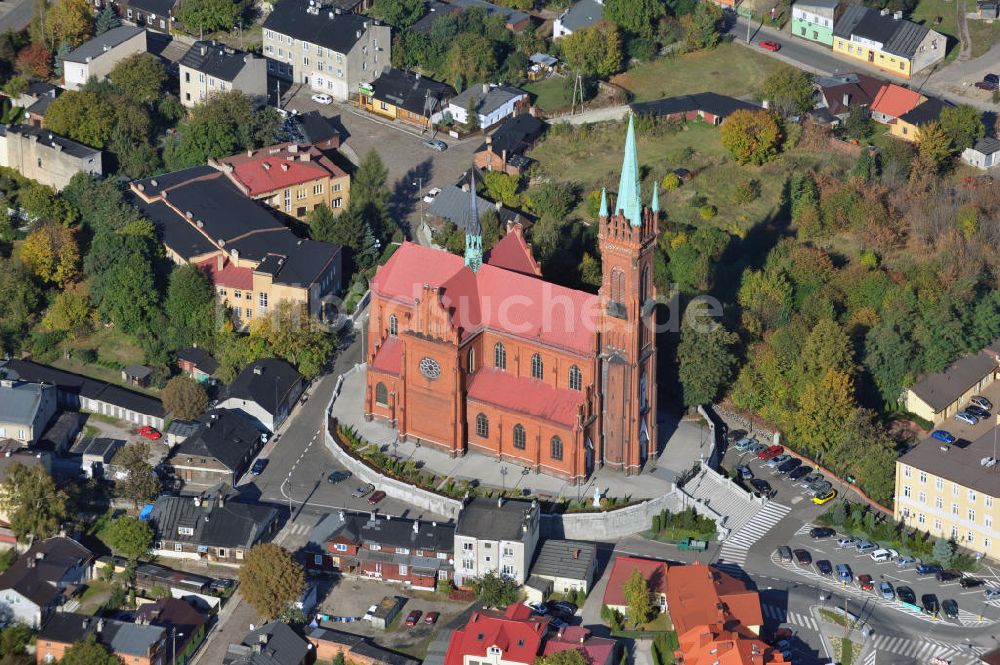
[500,465,508,494]
[412,178,425,236]
[173,629,184,665]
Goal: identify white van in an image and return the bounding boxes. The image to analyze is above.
[870,548,893,562]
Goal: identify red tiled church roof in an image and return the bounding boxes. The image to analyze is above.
[467,369,583,428]
[371,336,402,375]
[485,225,541,277]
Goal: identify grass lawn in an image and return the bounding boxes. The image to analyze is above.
[611,42,781,103]
[76,580,113,616]
[965,0,1000,57]
[50,327,155,392]
[523,76,573,112]
[910,0,960,60]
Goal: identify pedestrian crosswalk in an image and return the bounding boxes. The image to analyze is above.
[761,603,819,631]
[868,634,985,663]
[717,500,792,565]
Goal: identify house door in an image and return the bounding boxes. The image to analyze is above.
[868,50,874,62]
[585,437,594,476]
[812,30,818,40]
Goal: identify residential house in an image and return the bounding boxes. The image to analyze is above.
[0,360,164,429]
[813,72,885,120]
[176,347,218,382]
[317,511,455,589]
[962,137,1000,170]
[262,0,390,101]
[475,114,545,175]
[449,0,531,31]
[36,613,166,665]
[163,409,267,486]
[225,621,310,665]
[411,1,457,34]
[122,365,152,388]
[447,85,530,129]
[542,627,617,665]
[130,167,343,325]
[554,0,604,39]
[890,96,951,141]
[903,344,999,423]
[675,624,790,665]
[0,378,56,446]
[630,93,760,125]
[868,82,923,124]
[132,561,213,597]
[665,563,764,636]
[0,125,103,191]
[454,498,540,587]
[294,111,342,150]
[309,626,421,665]
[70,437,124,479]
[62,26,148,91]
[10,82,60,128]
[602,556,669,616]
[209,142,351,221]
[361,67,455,129]
[165,420,199,446]
[135,598,209,665]
[529,539,597,596]
[791,0,841,45]
[979,0,1000,18]
[117,0,178,33]
[832,5,945,78]
[179,41,268,108]
[148,486,279,566]
[0,537,93,628]
[217,358,304,432]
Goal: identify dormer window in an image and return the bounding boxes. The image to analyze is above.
[178,526,194,536]
[488,647,501,655]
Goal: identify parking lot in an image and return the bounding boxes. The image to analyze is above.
[771,525,1000,628]
[721,437,833,519]
[919,387,999,447]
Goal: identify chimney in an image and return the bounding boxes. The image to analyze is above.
[843,92,851,107]
[97,619,104,633]
[412,521,419,534]
[216,254,224,272]
[893,10,902,18]
[258,634,269,645]
[200,45,207,56]
[253,365,263,375]
[82,618,89,630]
[880,7,889,14]
[280,163,289,171]
[194,496,201,507]
[218,494,224,508]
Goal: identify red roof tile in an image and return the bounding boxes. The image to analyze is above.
[443,608,548,665]
[216,143,347,197]
[870,84,922,119]
[486,226,541,277]
[372,242,599,355]
[371,336,402,376]
[543,628,616,665]
[467,369,584,428]
[677,624,790,665]
[197,257,253,290]
[602,556,670,608]
[666,563,763,636]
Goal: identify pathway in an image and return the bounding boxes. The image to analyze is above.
[682,466,760,533]
[956,0,973,62]
[716,501,792,566]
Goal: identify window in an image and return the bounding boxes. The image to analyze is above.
[235,550,244,560]
[259,292,268,311]
[399,564,408,575]
[468,347,475,374]
[903,466,911,478]
[513,424,526,450]
[953,483,960,496]
[569,365,582,391]
[303,42,309,51]
[494,342,506,370]
[335,543,348,552]
[918,491,926,504]
[178,526,194,536]
[462,560,474,570]
[463,542,473,551]
[503,546,513,557]
[934,519,942,531]
[970,489,978,502]
[903,486,911,498]
[380,101,389,111]
[919,471,927,483]
[935,478,943,490]
[987,515,993,528]
[313,183,324,195]
[284,188,291,211]
[174,543,183,551]
[969,509,977,522]
[952,503,960,515]
[333,197,342,208]
[246,291,252,300]
[296,188,306,200]
[234,290,242,299]
[987,496,994,508]
[935,497,943,509]
[303,56,310,66]
[476,413,489,438]
[397,547,410,555]
[389,314,398,336]
[217,548,227,558]
[375,382,388,406]
[530,353,543,379]
[218,288,227,296]
[550,436,563,461]
[244,308,252,318]
[918,513,926,525]
[333,183,342,192]
[314,555,324,566]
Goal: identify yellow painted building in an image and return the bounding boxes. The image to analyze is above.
[359,67,454,130]
[832,5,944,78]
[888,98,948,143]
[903,350,997,424]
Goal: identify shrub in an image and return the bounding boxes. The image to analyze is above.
[661,173,682,190]
[859,249,879,268]
[698,204,717,220]
[733,178,760,204]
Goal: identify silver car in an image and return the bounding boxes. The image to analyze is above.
[799,472,823,488]
[809,480,833,496]
[423,139,448,151]
[767,454,791,468]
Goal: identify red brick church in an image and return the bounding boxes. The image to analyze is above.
[364,117,660,482]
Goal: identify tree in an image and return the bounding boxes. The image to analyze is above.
[939,104,984,152]
[468,570,518,608]
[164,263,217,350]
[720,109,783,166]
[45,0,92,47]
[758,65,814,117]
[791,368,857,461]
[681,2,724,50]
[15,43,51,78]
[523,181,574,220]
[95,2,120,34]
[0,258,42,350]
[916,120,953,171]
[604,0,667,39]
[84,231,159,335]
[852,149,878,182]
[19,183,76,226]
[841,105,874,141]
[536,650,589,665]
[482,171,520,208]
[42,283,94,338]
[45,90,115,148]
[248,302,336,378]
[622,568,652,626]
[53,40,69,77]
[109,53,166,106]
[447,33,497,90]
[0,464,68,543]
[309,203,360,248]
[111,443,161,508]
[59,637,121,665]
[240,544,305,620]
[162,376,209,419]
[63,173,140,233]
[932,537,955,567]
[561,22,623,78]
[370,0,424,28]
[163,91,279,170]
[18,223,79,286]
[347,150,392,244]
[677,316,738,407]
[175,0,240,33]
[102,515,153,560]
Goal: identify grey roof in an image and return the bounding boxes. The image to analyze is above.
[226,359,302,418]
[294,111,340,145]
[226,621,308,665]
[263,0,380,54]
[450,0,530,26]
[122,364,152,379]
[793,0,840,12]
[450,85,528,119]
[557,0,604,32]
[165,419,200,438]
[176,347,219,374]
[149,487,277,550]
[630,92,760,120]
[318,511,455,553]
[71,437,124,460]
[530,53,557,66]
[38,613,164,656]
[900,425,1000,495]
[898,97,951,125]
[971,137,1000,155]
[3,124,101,159]
[36,411,82,452]
[909,351,998,411]
[478,114,545,157]
[0,449,49,484]
[0,380,54,425]
[369,67,455,117]
[833,5,932,58]
[530,539,596,581]
[63,26,145,64]
[411,1,455,34]
[0,537,93,607]
[456,498,536,541]
[180,41,256,81]
[427,184,494,232]
[172,409,264,473]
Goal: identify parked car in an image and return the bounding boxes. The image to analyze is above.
[897,586,916,605]
[311,93,333,105]
[404,610,422,626]
[422,187,442,204]
[352,483,375,498]
[879,581,894,600]
[138,426,162,441]
[367,490,386,504]
[809,527,835,539]
[895,555,918,568]
[777,458,802,474]
[789,465,813,481]
[525,602,547,615]
[750,479,774,497]
[837,563,853,583]
[423,139,448,151]
[799,472,824,488]
[809,481,834,497]
[735,437,757,451]
[921,594,939,615]
[816,560,833,576]
[327,470,352,484]
[758,445,784,460]
[975,74,999,90]
[869,548,893,563]
[767,454,791,468]
[211,578,235,594]
[550,601,578,616]
[858,574,874,591]
[966,404,991,420]
[985,588,1000,600]
[971,395,993,410]
[794,549,812,565]
[747,441,767,455]
[916,563,942,576]
[961,577,985,589]
[955,411,979,425]
[942,599,959,619]
[813,489,837,505]
[856,540,878,554]
[737,465,753,480]
[424,611,440,625]
[759,40,781,51]
[936,570,961,583]
[726,429,748,444]
[250,458,268,475]
[931,430,957,444]
[776,546,793,562]
[837,537,859,548]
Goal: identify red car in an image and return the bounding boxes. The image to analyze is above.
[757,445,784,460]
[367,490,386,505]
[759,40,781,51]
[424,611,440,625]
[404,610,422,626]
[858,574,874,591]
[138,426,161,441]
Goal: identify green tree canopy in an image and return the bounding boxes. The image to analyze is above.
[677,315,738,407]
[94,2,120,34]
[758,65,815,117]
[0,464,69,543]
[622,568,653,626]
[939,104,985,152]
[720,109,783,165]
[164,263,217,350]
[240,544,305,619]
[162,376,209,420]
[175,0,240,33]
[916,120,953,171]
[84,231,159,335]
[109,53,166,106]
[44,90,115,148]
[101,515,153,560]
[604,0,667,39]
[59,636,122,665]
[370,0,425,28]
[535,649,589,665]
[111,443,161,508]
[560,21,624,78]
[468,570,519,609]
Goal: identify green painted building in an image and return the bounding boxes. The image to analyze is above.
[791,0,841,45]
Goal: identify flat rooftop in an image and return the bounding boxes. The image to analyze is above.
[899,426,1000,495]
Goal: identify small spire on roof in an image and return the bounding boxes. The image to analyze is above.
[599,187,608,218]
[464,170,482,273]
[651,180,659,214]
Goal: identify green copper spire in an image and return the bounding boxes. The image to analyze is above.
[651,180,659,214]
[616,113,642,227]
[599,187,608,217]
[464,171,482,272]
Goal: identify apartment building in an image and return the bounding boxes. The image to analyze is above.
[895,425,1000,559]
[261,0,390,101]
[791,0,842,45]
[209,142,350,220]
[178,41,267,107]
[453,498,539,587]
[129,166,342,325]
[61,26,147,90]
[0,125,103,190]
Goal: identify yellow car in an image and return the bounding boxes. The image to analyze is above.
[813,489,837,505]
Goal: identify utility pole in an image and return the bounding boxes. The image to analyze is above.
[746,12,752,44]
